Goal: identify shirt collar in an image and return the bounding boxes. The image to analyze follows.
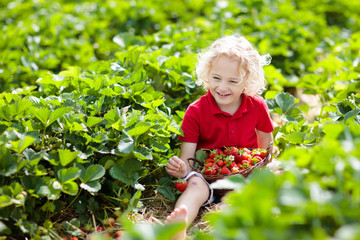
[206,91,253,118]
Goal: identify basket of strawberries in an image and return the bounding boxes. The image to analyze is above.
[188,142,273,195]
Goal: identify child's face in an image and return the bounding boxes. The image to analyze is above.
[208,54,246,113]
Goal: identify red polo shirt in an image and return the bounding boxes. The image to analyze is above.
[179,91,274,150]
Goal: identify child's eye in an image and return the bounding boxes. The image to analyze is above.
[230,80,238,84]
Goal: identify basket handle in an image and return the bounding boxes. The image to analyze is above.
[264,141,273,163]
[187,157,203,171]
[266,141,273,155]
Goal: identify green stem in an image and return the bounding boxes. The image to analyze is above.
[50,189,82,222]
[48,228,63,240]
[42,126,47,147]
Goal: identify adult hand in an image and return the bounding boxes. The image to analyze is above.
[166,156,188,178]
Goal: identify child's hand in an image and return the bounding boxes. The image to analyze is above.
[166,156,188,178]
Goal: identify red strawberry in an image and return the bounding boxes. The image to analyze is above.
[204,158,215,164]
[213,163,220,171]
[174,179,187,192]
[115,230,123,239]
[205,162,213,168]
[243,148,251,154]
[229,162,237,169]
[220,166,231,175]
[209,148,224,158]
[241,161,251,169]
[224,146,238,156]
[210,168,217,175]
[252,156,262,165]
[217,160,224,167]
[96,226,104,232]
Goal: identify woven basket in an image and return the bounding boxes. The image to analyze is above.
[188,142,273,196]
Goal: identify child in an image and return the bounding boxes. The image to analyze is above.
[165,34,274,239]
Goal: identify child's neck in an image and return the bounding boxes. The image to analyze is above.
[219,96,242,116]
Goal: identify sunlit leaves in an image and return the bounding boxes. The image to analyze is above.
[58,149,79,167]
[0,147,17,176]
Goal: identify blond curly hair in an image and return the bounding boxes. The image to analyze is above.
[195,35,271,96]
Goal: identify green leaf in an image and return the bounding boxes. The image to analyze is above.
[57,167,81,184]
[62,181,79,196]
[115,131,135,154]
[157,178,176,201]
[142,99,166,109]
[59,66,80,77]
[81,164,105,183]
[86,116,104,128]
[133,147,153,160]
[127,122,151,137]
[322,123,345,139]
[58,149,78,166]
[195,149,208,162]
[80,181,101,193]
[275,92,295,114]
[31,107,51,125]
[0,221,12,235]
[48,107,70,127]
[7,136,36,153]
[344,108,360,123]
[109,159,141,185]
[113,32,135,48]
[0,147,17,176]
[284,132,306,144]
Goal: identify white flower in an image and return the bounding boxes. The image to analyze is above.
[229,155,235,161]
[52,181,62,190]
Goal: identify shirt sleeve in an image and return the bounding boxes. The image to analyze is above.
[256,97,274,133]
[178,105,200,143]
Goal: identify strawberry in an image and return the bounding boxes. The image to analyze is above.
[224,146,238,156]
[209,148,224,158]
[174,179,187,192]
[217,159,224,167]
[241,161,251,169]
[205,162,213,168]
[252,156,262,165]
[213,163,220,171]
[220,166,231,175]
[229,162,237,169]
[204,158,215,164]
[210,168,217,175]
[259,150,267,158]
[115,230,123,239]
[174,164,187,192]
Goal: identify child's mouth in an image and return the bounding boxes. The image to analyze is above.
[217,92,230,97]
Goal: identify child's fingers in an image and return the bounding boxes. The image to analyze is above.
[167,156,184,168]
[166,156,185,177]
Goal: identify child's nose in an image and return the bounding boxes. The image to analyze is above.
[218,81,228,90]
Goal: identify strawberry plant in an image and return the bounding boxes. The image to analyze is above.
[1,0,360,239]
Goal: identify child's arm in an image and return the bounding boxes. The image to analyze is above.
[166,142,197,178]
[256,130,273,149]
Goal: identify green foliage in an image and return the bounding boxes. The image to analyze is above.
[1,0,360,239]
[194,122,360,240]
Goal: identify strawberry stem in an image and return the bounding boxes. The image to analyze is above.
[179,164,182,179]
